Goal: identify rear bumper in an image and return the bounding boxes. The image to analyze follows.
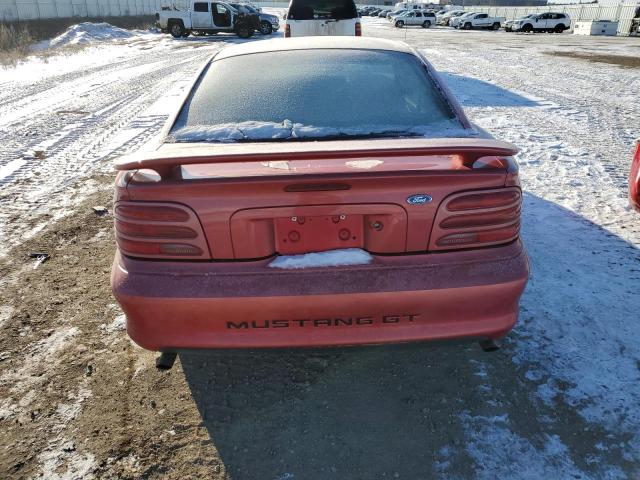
[111,241,529,351]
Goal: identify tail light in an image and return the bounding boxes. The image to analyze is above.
[285,24,291,37]
[114,202,209,259]
[429,188,522,251]
[355,22,362,36]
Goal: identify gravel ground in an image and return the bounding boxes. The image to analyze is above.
[0,21,639,479]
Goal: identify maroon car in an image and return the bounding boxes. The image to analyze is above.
[630,140,640,212]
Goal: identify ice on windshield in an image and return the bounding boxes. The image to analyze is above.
[168,49,470,143]
[168,119,474,143]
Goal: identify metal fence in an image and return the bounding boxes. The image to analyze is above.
[0,0,293,20]
[461,2,639,35]
[0,0,161,21]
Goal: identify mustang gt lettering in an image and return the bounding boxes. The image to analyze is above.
[227,314,421,329]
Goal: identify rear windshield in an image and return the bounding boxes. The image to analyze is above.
[169,49,465,143]
[287,0,357,20]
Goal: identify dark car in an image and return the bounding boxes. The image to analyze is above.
[231,3,279,34]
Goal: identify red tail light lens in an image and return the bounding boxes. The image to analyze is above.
[115,220,198,239]
[430,188,522,251]
[447,191,520,211]
[285,24,291,37]
[355,22,362,36]
[114,202,209,259]
[115,204,189,222]
[436,222,520,247]
[440,205,520,229]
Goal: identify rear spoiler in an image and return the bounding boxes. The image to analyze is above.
[115,138,519,180]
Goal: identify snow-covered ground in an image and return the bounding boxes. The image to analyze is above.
[1,18,639,479]
[363,18,640,478]
[0,26,230,252]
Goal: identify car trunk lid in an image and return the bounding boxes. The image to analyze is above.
[117,138,518,259]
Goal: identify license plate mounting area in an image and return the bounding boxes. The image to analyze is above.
[274,214,363,255]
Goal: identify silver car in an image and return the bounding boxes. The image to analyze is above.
[504,14,535,32]
[393,10,436,28]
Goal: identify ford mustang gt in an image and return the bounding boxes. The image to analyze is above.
[111,38,529,362]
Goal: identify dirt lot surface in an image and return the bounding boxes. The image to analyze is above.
[1,20,639,479]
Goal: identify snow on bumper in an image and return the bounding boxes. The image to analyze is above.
[111,241,529,351]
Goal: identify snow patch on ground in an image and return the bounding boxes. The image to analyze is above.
[36,436,96,480]
[514,197,640,459]
[100,314,126,334]
[50,22,134,48]
[269,248,373,269]
[1,327,79,400]
[0,305,14,329]
[56,385,93,422]
[459,413,607,480]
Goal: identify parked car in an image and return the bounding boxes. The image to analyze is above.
[511,12,571,33]
[156,0,260,38]
[389,9,412,21]
[393,10,436,28]
[456,12,504,30]
[285,0,360,37]
[378,9,390,17]
[437,9,464,26]
[111,37,529,365]
[630,140,640,211]
[230,3,279,34]
[504,14,535,32]
[387,8,406,19]
[450,11,476,28]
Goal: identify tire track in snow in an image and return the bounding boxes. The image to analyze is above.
[0,44,219,254]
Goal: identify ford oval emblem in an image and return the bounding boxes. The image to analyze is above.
[407,194,433,205]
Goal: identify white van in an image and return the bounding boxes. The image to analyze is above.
[285,0,361,37]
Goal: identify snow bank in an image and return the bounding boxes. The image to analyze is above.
[168,120,475,143]
[50,23,134,48]
[269,248,372,269]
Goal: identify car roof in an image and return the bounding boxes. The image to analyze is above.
[214,37,414,61]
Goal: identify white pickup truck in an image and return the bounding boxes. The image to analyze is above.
[455,12,504,30]
[156,0,260,38]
